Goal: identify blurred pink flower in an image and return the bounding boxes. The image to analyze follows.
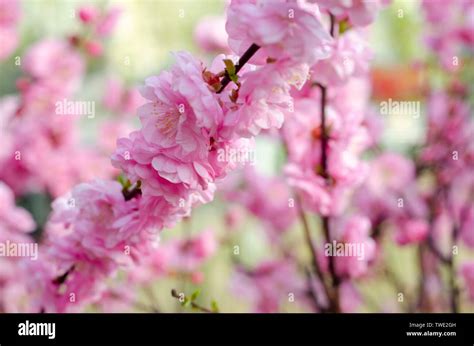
[0,182,35,239]
[165,229,217,272]
[95,6,122,37]
[460,262,474,302]
[224,167,296,240]
[333,215,376,278]
[394,218,429,246]
[283,95,369,216]
[22,39,84,95]
[339,281,362,312]
[84,40,103,57]
[0,27,19,60]
[312,29,373,87]
[103,78,145,115]
[313,0,388,27]
[78,5,99,24]
[194,15,231,53]
[0,0,20,60]
[231,259,305,312]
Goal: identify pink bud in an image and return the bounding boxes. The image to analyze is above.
[85,40,103,57]
[191,271,204,285]
[78,6,99,24]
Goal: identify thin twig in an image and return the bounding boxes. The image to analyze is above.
[297,197,332,312]
[171,289,214,313]
[217,43,260,94]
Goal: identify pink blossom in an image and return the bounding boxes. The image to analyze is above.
[0,0,20,60]
[313,0,388,27]
[78,5,99,24]
[394,218,429,246]
[0,182,35,312]
[194,15,231,53]
[422,0,474,71]
[226,0,332,65]
[165,229,217,273]
[223,62,293,138]
[0,182,35,239]
[283,95,369,216]
[333,215,376,278]
[84,40,103,57]
[112,52,247,210]
[22,39,84,94]
[26,179,172,312]
[354,152,419,225]
[128,230,217,284]
[95,7,122,37]
[311,29,373,87]
[339,281,362,312]
[103,78,145,115]
[368,153,415,194]
[224,167,296,240]
[0,27,18,60]
[231,259,306,312]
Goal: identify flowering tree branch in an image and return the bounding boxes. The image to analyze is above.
[171,289,216,313]
[316,14,341,313]
[217,43,260,94]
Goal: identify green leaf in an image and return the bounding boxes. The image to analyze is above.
[117,175,130,189]
[190,289,201,302]
[223,59,238,83]
[339,19,351,35]
[223,59,235,75]
[182,296,191,307]
[211,300,219,313]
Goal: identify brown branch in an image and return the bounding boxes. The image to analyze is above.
[123,181,142,201]
[297,198,332,312]
[217,43,260,94]
[171,289,214,313]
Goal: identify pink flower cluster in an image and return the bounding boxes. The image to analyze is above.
[26,180,161,312]
[284,83,371,216]
[422,0,474,71]
[0,9,121,197]
[0,39,86,196]
[226,0,333,65]
[355,152,429,245]
[23,0,336,311]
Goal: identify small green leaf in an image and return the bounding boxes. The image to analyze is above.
[190,289,201,302]
[339,19,351,34]
[211,300,219,313]
[223,59,235,75]
[117,175,130,189]
[223,59,239,84]
[182,296,191,307]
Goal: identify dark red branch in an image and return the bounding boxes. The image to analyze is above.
[217,43,260,94]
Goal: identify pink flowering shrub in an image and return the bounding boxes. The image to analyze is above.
[0,0,472,314]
